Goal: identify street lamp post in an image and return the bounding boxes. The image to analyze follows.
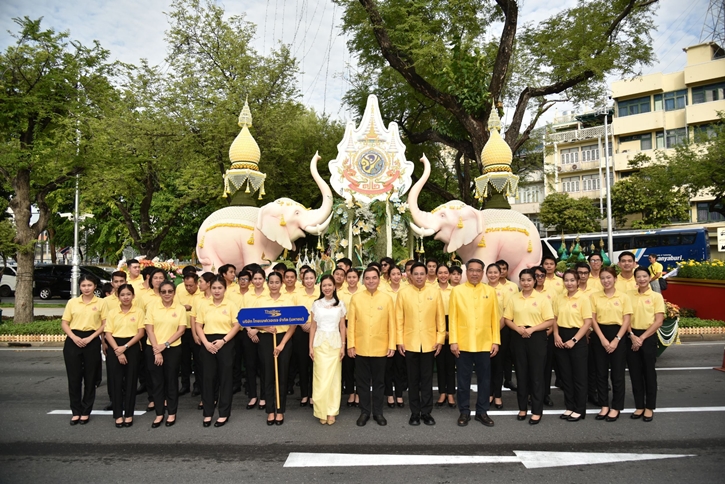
[602,105,614,263]
[60,175,93,298]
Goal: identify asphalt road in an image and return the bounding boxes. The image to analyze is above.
[0,342,723,483]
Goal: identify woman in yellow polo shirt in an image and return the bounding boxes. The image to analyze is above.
[104,284,145,428]
[383,265,407,408]
[61,274,105,425]
[243,269,269,410]
[435,264,456,408]
[553,269,593,422]
[144,280,187,428]
[189,271,215,411]
[487,263,513,410]
[533,265,556,408]
[292,269,319,407]
[252,271,297,425]
[504,268,554,424]
[627,267,664,422]
[590,266,633,422]
[195,275,241,427]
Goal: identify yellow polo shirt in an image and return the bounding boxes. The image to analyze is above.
[449,282,501,352]
[105,306,145,338]
[628,289,665,330]
[136,286,158,310]
[190,293,212,318]
[578,285,596,299]
[648,262,663,281]
[381,284,402,306]
[347,289,396,357]
[226,281,239,293]
[101,294,120,320]
[62,296,103,331]
[588,275,603,292]
[426,278,438,287]
[175,287,200,328]
[489,282,514,316]
[438,284,452,315]
[615,274,637,293]
[338,286,360,312]
[296,286,320,310]
[128,274,144,291]
[543,275,564,295]
[535,286,556,303]
[590,290,633,326]
[144,300,186,346]
[504,291,555,327]
[196,298,240,335]
[395,284,446,351]
[553,291,592,329]
[176,282,189,298]
[249,292,297,333]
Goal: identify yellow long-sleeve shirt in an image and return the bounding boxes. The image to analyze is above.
[395,284,446,352]
[347,289,395,357]
[449,282,501,352]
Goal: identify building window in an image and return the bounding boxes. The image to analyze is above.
[666,128,687,148]
[693,124,717,142]
[562,176,580,193]
[664,90,687,111]
[655,131,665,149]
[618,96,651,117]
[697,202,725,222]
[518,186,541,204]
[692,82,725,104]
[620,133,653,151]
[560,147,579,164]
[654,94,663,111]
[580,144,599,162]
[581,174,601,191]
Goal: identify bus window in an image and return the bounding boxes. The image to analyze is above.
[680,234,696,245]
[613,237,633,251]
[634,236,659,248]
[662,235,680,246]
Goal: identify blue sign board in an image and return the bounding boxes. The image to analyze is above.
[237,306,310,327]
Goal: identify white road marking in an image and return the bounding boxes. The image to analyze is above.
[469,406,725,416]
[48,410,146,416]
[283,451,693,469]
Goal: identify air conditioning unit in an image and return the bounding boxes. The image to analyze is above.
[557,166,562,172]
[572,164,578,170]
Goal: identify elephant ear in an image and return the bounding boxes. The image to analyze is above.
[257,203,293,250]
[446,207,482,253]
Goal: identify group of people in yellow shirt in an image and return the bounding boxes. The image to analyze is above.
[60,248,664,429]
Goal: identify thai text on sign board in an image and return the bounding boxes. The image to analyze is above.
[237,306,309,327]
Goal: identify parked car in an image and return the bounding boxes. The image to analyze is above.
[33,265,112,300]
[0,266,17,297]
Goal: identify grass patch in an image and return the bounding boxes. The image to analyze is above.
[0,302,66,308]
[0,319,64,335]
[678,317,725,328]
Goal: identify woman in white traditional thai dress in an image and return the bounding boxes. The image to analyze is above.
[308,274,347,425]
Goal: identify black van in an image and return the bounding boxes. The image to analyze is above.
[33,265,112,299]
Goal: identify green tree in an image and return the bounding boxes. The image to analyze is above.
[540,193,601,234]
[0,18,114,323]
[336,0,659,202]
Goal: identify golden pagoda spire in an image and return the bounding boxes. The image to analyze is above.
[473,106,519,202]
[223,97,267,200]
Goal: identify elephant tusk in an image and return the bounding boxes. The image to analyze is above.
[304,212,333,235]
[410,221,435,238]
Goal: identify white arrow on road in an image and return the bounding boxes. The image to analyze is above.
[284,451,694,469]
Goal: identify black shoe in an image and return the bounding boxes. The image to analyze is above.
[300,399,309,407]
[605,411,620,422]
[347,400,356,407]
[266,417,275,426]
[409,414,421,426]
[203,419,212,427]
[494,403,503,409]
[630,411,644,420]
[421,414,436,426]
[435,399,445,408]
[165,418,176,427]
[544,395,554,407]
[373,415,387,426]
[560,412,573,419]
[124,419,134,427]
[104,402,113,411]
[356,414,370,427]
[246,399,257,410]
[192,384,201,397]
[516,413,527,421]
[643,414,654,422]
[388,399,396,408]
[529,416,541,425]
[448,401,456,408]
[151,418,163,428]
[475,413,494,427]
[70,418,80,426]
[504,381,518,392]
[258,402,266,410]
[179,386,190,396]
[567,413,584,422]
[287,388,295,396]
[595,412,608,421]
[146,404,155,412]
[275,416,284,426]
[136,385,147,395]
[214,418,228,427]
[457,413,470,427]
[197,403,204,410]
[79,417,90,425]
[396,399,404,408]
[115,421,124,428]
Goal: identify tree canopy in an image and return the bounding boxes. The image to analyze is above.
[540,192,601,234]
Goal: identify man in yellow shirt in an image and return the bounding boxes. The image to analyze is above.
[176,273,200,396]
[615,251,637,293]
[348,267,396,427]
[425,259,439,286]
[449,259,501,427]
[127,259,144,291]
[396,262,446,426]
[542,256,564,295]
[587,253,604,292]
[647,254,663,293]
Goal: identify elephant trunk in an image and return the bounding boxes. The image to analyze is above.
[408,155,438,230]
[303,151,334,230]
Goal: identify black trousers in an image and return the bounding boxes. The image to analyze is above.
[406,351,435,415]
[200,334,235,418]
[456,350,491,414]
[555,327,588,414]
[63,330,102,417]
[436,342,456,396]
[146,344,182,416]
[544,332,555,397]
[138,339,153,403]
[259,332,292,414]
[355,355,387,417]
[241,330,264,400]
[490,326,511,398]
[342,350,356,395]
[291,329,312,399]
[503,328,515,385]
[588,333,600,404]
[106,336,140,419]
[385,351,407,397]
[232,331,245,391]
[511,329,547,415]
[180,331,193,389]
[627,329,658,409]
[191,337,204,395]
[593,324,627,410]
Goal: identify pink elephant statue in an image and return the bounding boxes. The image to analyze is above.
[408,155,541,283]
[196,153,333,272]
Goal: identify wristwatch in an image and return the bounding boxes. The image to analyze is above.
[164,341,171,349]
[615,335,622,341]
[572,337,578,343]
[124,344,129,350]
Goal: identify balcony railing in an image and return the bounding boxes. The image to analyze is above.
[547,125,605,143]
[558,160,602,173]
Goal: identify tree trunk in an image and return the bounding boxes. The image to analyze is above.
[14,250,35,324]
[10,169,38,324]
[48,227,57,264]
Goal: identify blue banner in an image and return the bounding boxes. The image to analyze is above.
[237,306,310,327]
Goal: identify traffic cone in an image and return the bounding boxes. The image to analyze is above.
[714,346,725,372]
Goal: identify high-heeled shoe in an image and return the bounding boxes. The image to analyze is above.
[517,413,527,421]
[267,416,275,426]
[327,416,336,425]
[605,411,620,422]
[258,401,266,410]
[630,411,644,419]
[447,398,456,408]
[146,404,155,412]
[494,402,503,409]
[300,399,309,407]
[246,399,257,410]
[79,417,90,425]
[529,416,541,425]
[319,418,327,425]
[388,398,396,408]
[214,417,228,427]
[435,400,445,408]
[347,400,356,407]
[396,398,404,408]
[560,412,573,419]
[197,402,204,410]
[165,417,176,427]
[275,416,284,426]
[643,412,654,422]
[203,418,212,427]
[151,418,163,428]
[567,413,584,422]
[124,419,134,427]
[595,412,608,420]
[70,417,80,426]
[115,419,124,428]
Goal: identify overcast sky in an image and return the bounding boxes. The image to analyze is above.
[0,0,711,126]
